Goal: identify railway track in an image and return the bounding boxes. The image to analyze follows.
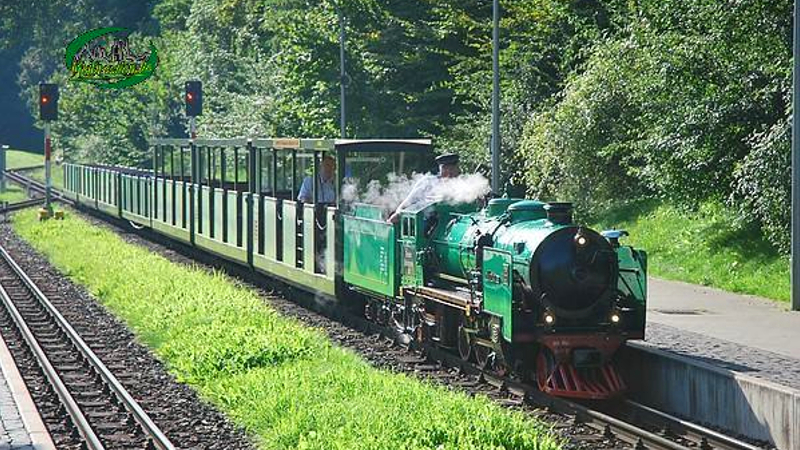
[4,169,73,205]
[0,245,174,449]
[418,343,764,450]
[3,168,767,450]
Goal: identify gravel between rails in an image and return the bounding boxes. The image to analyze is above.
[0,217,255,450]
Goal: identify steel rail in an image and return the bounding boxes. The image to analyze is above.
[4,170,73,205]
[623,400,764,450]
[424,345,760,450]
[0,264,105,450]
[0,198,45,213]
[0,246,175,450]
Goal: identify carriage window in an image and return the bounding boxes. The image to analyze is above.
[403,217,416,238]
[343,150,434,206]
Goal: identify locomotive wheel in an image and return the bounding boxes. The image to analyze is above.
[474,344,492,369]
[364,301,375,322]
[457,325,472,361]
[390,308,405,333]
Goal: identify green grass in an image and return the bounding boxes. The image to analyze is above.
[13,211,561,450]
[5,149,43,170]
[0,184,29,203]
[594,200,790,303]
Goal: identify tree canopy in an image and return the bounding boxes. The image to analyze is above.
[1,0,794,252]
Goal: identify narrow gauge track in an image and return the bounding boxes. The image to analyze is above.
[423,345,765,450]
[1,197,45,213]
[0,245,175,450]
[4,169,73,205]
[4,168,766,450]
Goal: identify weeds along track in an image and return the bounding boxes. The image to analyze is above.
[0,245,174,450]
[6,169,770,450]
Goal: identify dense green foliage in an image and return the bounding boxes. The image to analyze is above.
[14,211,562,450]
[595,200,790,303]
[2,0,795,252]
[521,0,792,252]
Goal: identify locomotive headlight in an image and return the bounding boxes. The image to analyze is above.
[574,231,588,248]
[543,311,556,326]
[610,313,621,324]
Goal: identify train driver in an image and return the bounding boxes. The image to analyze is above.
[387,152,460,224]
[298,155,336,204]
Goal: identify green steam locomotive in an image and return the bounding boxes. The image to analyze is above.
[63,138,646,399]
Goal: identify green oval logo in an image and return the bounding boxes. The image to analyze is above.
[65,27,158,89]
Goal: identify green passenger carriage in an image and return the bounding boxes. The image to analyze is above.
[62,137,647,399]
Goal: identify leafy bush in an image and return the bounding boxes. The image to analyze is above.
[521,0,792,251]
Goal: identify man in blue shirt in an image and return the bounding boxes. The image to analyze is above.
[298,155,336,203]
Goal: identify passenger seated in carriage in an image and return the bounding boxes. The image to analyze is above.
[297,155,336,204]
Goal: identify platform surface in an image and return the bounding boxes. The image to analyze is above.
[0,333,55,450]
[641,277,800,390]
[647,277,800,359]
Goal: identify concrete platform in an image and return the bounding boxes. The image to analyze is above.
[620,277,800,450]
[647,277,800,360]
[0,333,55,450]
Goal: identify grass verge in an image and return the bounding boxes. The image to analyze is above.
[6,149,43,169]
[0,184,29,203]
[594,200,790,303]
[13,211,561,450]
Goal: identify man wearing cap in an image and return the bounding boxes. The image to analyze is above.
[387,152,460,224]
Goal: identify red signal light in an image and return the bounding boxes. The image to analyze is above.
[184,80,202,116]
[39,83,58,121]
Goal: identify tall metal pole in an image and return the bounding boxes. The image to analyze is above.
[793,0,800,311]
[44,123,52,213]
[189,116,197,140]
[491,0,501,194]
[0,145,7,192]
[339,6,347,139]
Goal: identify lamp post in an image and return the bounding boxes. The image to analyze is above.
[339,5,347,138]
[490,0,501,195]
[793,0,800,311]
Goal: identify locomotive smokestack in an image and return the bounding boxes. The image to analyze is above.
[544,202,573,225]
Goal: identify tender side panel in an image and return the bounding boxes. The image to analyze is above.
[343,215,397,298]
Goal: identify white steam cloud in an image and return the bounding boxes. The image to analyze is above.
[342,172,491,214]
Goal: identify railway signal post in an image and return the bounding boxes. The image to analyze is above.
[185,80,202,139]
[39,83,58,220]
[0,145,7,192]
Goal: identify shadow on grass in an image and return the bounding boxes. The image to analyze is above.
[591,198,660,229]
[702,218,781,262]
